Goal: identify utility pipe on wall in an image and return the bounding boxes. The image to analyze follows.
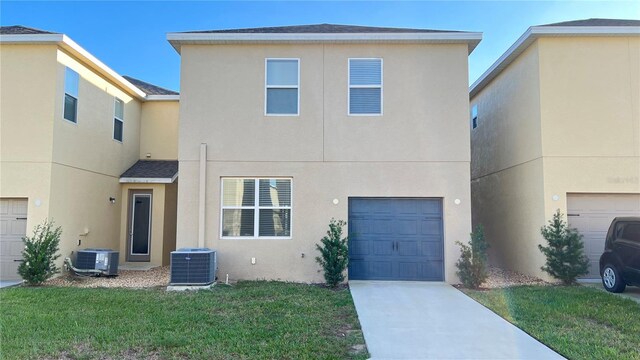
[198,143,207,248]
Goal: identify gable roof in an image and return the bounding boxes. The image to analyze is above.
[120,160,178,183]
[540,18,640,27]
[0,25,56,35]
[182,23,459,34]
[470,18,640,98]
[123,76,179,96]
[167,23,482,54]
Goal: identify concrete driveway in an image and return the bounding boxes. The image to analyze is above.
[349,281,563,360]
[580,280,640,304]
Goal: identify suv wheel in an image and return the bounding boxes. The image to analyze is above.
[602,264,626,293]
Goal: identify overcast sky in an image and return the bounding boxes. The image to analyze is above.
[2,1,637,91]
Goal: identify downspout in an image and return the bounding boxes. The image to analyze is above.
[198,143,207,248]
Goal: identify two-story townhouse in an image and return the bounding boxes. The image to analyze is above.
[0,26,179,282]
[168,24,481,283]
[470,19,640,280]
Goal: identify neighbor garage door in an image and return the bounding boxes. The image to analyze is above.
[348,198,444,281]
[0,199,27,281]
[567,194,640,278]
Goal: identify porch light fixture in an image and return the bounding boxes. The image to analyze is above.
[109,197,116,204]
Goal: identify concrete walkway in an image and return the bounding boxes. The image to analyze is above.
[349,281,563,360]
[0,280,22,289]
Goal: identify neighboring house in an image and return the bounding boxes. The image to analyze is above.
[470,19,640,279]
[168,24,481,283]
[0,26,179,281]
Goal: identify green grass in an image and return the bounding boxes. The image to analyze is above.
[462,285,640,360]
[0,281,368,360]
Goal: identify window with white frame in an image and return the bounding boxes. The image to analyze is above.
[63,67,79,123]
[113,98,124,142]
[349,58,382,115]
[221,178,292,238]
[265,59,299,115]
[471,104,478,129]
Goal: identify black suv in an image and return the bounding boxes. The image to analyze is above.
[599,217,640,293]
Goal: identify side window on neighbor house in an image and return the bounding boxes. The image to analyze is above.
[64,67,79,123]
[471,104,478,129]
[265,59,299,115]
[113,98,124,142]
[349,58,382,115]
[221,178,292,238]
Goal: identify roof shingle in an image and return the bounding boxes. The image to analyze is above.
[0,25,57,35]
[182,23,462,34]
[540,18,640,27]
[120,160,178,180]
[123,76,179,96]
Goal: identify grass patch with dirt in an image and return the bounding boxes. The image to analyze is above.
[0,281,367,360]
[462,285,640,360]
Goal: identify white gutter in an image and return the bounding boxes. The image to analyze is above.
[167,32,483,54]
[146,94,180,101]
[470,26,640,98]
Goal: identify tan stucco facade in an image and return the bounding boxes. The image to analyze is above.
[1,41,179,275]
[471,35,640,279]
[176,42,473,283]
[140,101,179,160]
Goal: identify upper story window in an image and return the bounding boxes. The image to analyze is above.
[265,59,299,116]
[471,104,478,129]
[221,178,292,238]
[63,67,79,123]
[113,98,124,142]
[349,58,382,115]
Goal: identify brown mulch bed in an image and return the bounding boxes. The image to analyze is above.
[46,266,169,288]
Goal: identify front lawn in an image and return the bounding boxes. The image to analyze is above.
[0,281,367,359]
[462,285,640,360]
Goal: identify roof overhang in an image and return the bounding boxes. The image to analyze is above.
[119,173,178,184]
[0,33,147,100]
[470,26,640,98]
[167,32,483,54]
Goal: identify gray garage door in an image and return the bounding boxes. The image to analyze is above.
[567,193,640,278]
[1,199,27,281]
[348,198,444,281]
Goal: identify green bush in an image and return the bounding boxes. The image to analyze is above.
[18,220,62,285]
[538,210,589,285]
[315,219,349,288]
[456,225,489,289]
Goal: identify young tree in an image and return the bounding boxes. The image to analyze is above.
[456,225,489,289]
[538,210,589,285]
[18,219,62,285]
[315,219,349,288]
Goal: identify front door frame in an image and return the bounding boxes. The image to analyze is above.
[127,190,152,262]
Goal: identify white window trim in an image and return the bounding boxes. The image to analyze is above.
[220,177,293,240]
[348,58,383,116]
[113,97,124,143]
[63,67,79,125]
[264,58,300,117]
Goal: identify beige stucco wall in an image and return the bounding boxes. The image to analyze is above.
[0,45,58,234]
[177,42,472,283]
[162,181,178,266]
[538,36,640,221]
[471,36,640,280]
[1,43,148,272]
[470,42,548,277]
[140,101,179,160]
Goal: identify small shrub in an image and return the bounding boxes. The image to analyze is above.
[315,219,349,288]
[456,225,489,289]
[538,210,589,285]
[18,219,62,285]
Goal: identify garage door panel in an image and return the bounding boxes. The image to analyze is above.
[348,198,444,281]
[1,198,27,281]
[568,193,640,278]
